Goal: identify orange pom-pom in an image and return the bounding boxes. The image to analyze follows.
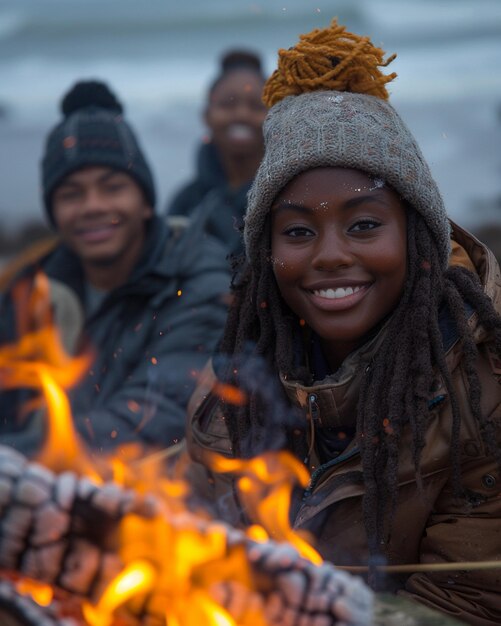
[262,18,397,107]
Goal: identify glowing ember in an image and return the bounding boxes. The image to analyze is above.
[16,577,54,607]
[213,381,247,406]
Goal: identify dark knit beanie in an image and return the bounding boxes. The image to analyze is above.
[42,80,156,223]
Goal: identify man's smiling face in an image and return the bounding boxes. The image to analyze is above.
[52,166,152,280]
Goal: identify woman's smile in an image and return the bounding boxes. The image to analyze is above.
[306,282,372,311]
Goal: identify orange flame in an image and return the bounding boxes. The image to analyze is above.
[82,560,156,626]
[1,270,322,626]
[0,272,99,480]
[82,513,252,626]
[81,450,320,625]
[207,451,322,565]
[36,364,100,481]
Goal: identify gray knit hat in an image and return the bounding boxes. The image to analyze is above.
[244,88,451,270]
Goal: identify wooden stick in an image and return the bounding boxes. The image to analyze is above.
[337,561,501,574]
[132,450,501,576]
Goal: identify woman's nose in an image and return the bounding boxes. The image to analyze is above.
[311,231,353,271]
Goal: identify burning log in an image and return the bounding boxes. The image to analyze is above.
[0,445,154,601]
[0,444,373,626]
[211,538,373,626]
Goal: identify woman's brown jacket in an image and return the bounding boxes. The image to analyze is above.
[184,224,501,625]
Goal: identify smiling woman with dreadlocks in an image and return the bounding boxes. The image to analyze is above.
[184,19,501,625]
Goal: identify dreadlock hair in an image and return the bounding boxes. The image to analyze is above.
[218,207,501,564]
[219,220,299,456]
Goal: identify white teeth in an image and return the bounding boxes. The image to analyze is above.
[312,286,362,299]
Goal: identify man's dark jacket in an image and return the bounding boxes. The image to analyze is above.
[167,142,251,258]
[0,215,230,456]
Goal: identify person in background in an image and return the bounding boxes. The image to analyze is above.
[0,80,230,456]
[183,20,501,625]
[166,49,268,259]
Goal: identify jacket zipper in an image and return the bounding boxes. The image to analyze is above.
[302,361,372,499]
[304,391,360,497]
[304,393,320,463]
[302,446,361,501]
[308,393,320,424]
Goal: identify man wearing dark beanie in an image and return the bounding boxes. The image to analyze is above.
[0,80,230,455]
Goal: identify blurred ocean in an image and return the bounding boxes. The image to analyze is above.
[0,0,500,235]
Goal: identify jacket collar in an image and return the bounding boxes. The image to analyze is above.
[450,220,501,312]
[281,325,388,430]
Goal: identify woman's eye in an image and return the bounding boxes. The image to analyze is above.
[283,226,314,238]
[349,219,381,233]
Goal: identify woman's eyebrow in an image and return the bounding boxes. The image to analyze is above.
[271,201,314,215]
[272,192,391,214]
[343,193,391,210]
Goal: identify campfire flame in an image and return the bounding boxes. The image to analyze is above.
[0,272,99,480]
[82,560,156,626]
[0,271,321,626]
[207,452,321,565]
